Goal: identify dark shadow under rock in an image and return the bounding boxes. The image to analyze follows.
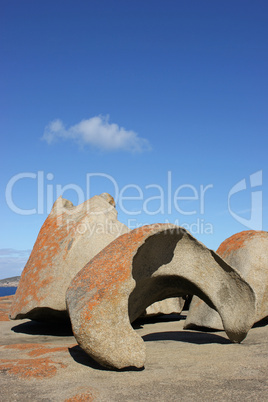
[132,313,183,328]
[69,345,144,372]
[253,316,268,328]
[142,330,231,345]
[11,319,73,337]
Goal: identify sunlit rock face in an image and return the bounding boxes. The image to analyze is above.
[10,193,128,322]
[66,224,256,370]
[185,230,268,331]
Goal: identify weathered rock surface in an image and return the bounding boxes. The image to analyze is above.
[2,295,268,401]
[145,297,184,316]
[66,224,256,370]
[0,296,13,321]
[185,230,268,331]
[9,194,128,322]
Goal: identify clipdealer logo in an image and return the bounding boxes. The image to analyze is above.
[4,170,263,232]
[5,171,213,217]
[228,170,263,230]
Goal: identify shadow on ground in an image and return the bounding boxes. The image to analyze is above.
[132,313,185,329]
[69,345,144,372]
[142,330,231,344]
[253,316,268,328]
[11,320,73,336]
[68,328,231,373]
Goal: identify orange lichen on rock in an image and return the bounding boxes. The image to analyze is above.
[0,295,13,321]
[3,343,74,357]
[10,213,71,314]
[65,390,96,402]
[67,224,257,369]
[0,342,75,379]
[68,224,160,322]
[217,230,268,258]
[186,230,268,330]
[10,194,128,321]
[0,357,66,379]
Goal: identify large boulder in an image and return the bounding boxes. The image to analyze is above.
[66,224,256,370]
[184,230,268,331]
[10,193,128,322]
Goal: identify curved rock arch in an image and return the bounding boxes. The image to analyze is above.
[66,224,256,369]
[185,230,268,331]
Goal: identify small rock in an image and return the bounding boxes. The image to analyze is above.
[145,297,184,316]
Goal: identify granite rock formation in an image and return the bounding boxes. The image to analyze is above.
[185,230,268,331]
[10,193,128,322]
[66,224,256,369]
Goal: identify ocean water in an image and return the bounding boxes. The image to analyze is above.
[0,287,17,297]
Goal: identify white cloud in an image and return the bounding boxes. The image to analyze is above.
[42,115,151,153]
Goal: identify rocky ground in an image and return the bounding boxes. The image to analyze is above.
[0,295,268,401]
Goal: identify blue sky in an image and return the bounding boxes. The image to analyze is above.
[1,0,267,279]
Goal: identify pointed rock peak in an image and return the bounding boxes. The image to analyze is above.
[99,193,116,208]
[51,196,74,213]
